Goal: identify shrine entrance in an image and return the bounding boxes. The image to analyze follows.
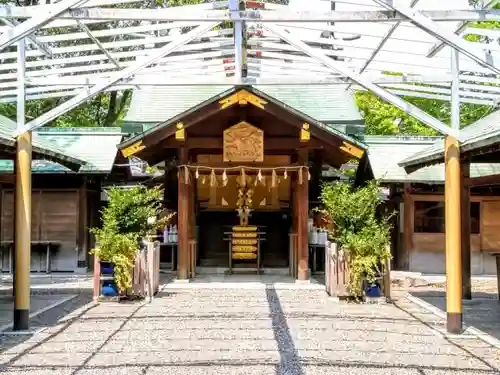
[118,86,366,280]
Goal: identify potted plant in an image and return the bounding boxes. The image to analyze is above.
[90,185,173,297]
[320,180,392,300]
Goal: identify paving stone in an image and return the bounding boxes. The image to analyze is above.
[0,288,500,375]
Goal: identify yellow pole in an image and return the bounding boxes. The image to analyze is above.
[14,131,31,331]
[445,135,462,334]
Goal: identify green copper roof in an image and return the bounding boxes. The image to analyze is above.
[0,115,84,169]
[123,84,363,125]
[400,110,500,170]
[120,86,367,153]
[0,127,123,174]
[364,136,500,184]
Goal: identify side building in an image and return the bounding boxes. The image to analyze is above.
[359,133,500,275]
[0,118,123,274]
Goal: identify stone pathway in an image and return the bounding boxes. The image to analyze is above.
[0,288,500,374]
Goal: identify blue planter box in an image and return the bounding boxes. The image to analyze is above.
[365,282,381,298]
[100,261,114,275]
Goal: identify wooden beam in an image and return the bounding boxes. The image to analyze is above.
[445,136,463,334]
[161,136,325,150]
[466,173,500,187]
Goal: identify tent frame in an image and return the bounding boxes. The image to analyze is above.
[2,0,495,334]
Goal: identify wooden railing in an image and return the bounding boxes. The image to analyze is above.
[325,243,391,301]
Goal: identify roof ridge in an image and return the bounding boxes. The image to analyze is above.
[36,127,123,135]
[363,135,443,144]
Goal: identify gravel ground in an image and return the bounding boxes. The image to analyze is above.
[0,287,499,375]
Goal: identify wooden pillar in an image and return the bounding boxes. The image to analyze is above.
[187,177,196,277]
[177,148,189,280]
[14,132,32,331]
[77,177,88,270]
[401,183,413,271]
[297,149,309,281]
[461,161,471,300]
[445,136,462,334]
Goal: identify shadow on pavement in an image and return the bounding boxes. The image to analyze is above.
[0,292,93,357]
[411,290,500,343]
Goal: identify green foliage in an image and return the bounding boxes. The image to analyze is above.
[355,91,494,136]
[320,181,392,297]
[0,91,131,128]
[90,186,173,294]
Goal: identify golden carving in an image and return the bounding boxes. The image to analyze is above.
[340,141,364,159]
[232,231,258,238]
[300,123,310,142]
[232,239,258,246]
[121,140,145,158]
[223,121,264,162]
[175,122,185,141]
[233,225,258,232]
[219,89,267,109]
[232,252,257,260]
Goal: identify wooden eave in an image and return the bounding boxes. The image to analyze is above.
[118,86,367,166]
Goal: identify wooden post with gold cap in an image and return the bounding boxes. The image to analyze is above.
[14,38,31,331]
[14,131,32,330]
[445,135,462,334]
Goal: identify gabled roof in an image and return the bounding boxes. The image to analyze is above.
[399,110,500,172]
[120,85,367,154]
[363,136,500,184]
[0,115,84,170]
[0,127,123,174]
[123,84,363,126]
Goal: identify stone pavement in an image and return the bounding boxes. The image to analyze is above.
[0,287,500,375]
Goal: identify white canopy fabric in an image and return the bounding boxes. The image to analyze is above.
[1,0,500,136]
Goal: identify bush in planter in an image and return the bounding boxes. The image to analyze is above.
[320,180,392,298]
[90,186,174,295]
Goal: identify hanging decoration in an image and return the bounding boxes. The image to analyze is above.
[271,169,277,188]
[177,164,310,187]
[210,169,217,187]
[222,169,228,186]
[184,165,190,184]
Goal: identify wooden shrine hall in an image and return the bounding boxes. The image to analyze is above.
[118,86,366,280]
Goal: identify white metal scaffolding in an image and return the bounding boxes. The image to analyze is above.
[0,0,500,137]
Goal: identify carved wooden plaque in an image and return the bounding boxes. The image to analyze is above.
[223,121,264,162]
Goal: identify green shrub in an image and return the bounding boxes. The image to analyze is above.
[90,185,173,294]
[320,180,392,297]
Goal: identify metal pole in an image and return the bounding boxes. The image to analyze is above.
[229,0,242,83]
[14,37,31,331]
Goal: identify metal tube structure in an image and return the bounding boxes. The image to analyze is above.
[14,38,31,331]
